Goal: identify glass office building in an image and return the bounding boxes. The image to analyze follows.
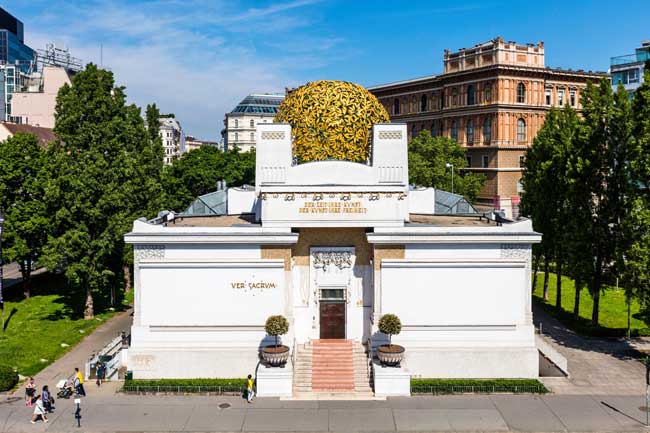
[610,40,650,95]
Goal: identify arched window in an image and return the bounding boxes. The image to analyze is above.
[250,119,255,128]
[516,82,526,103]
[234,119,239,128]
[483,117,491,143]
[431,121,437,137]
[421,94,427,112]
[411,124,417,138]
[393,98,400,115]
[452,88,458,106]
[451,120,458,142]
[517,118,526,142]
[467,85,475,105]
[466,119,474,144]
[484,83,492,103]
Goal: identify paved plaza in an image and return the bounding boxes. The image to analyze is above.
[2,392,650,432]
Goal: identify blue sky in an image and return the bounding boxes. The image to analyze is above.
[4,0,648,140]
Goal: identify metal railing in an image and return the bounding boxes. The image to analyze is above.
[611,52,650,66]
[411,385,547,395]
[122,385,245,395]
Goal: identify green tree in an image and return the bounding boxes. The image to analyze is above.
[0,133,49,298]
[161,146,255,212]
[43,64,157,318]
[408,131,484,202]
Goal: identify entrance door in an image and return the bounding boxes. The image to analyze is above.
[320,302,345,339]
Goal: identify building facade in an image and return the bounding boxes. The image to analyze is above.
[611,40,650,94]
[0,7,34,73]
[125,122,542,397]
[11,66,72,128]
[159,117,185,165]
[368,37,605,213]
[184,135,223,153]
[223,93,284,152]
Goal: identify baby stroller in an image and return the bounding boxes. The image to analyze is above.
[56,379,74,399]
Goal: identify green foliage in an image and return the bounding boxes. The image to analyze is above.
[410,378,547,394]
[378,313,401,337]
[124,378,246,387]
[42,63,162,318]
[161,146,255,212]
[0,133,49,298]
[265,315,289,337]
[408,131,484,202]
[0,365,18,392]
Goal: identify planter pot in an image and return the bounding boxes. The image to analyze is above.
[261,345,290,367]
[377,344,405,367]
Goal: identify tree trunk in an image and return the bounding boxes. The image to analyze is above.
[573,277,581,320]
[555,260,562,309]
[592,287,600,327]
[532,251,540,293]
[20,260,32,299]
[543,257,550,301]
[123,263,132,293]
[591,255,603,327]
[84,288,94,320]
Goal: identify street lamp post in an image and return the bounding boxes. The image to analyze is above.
[445,163,454,194]
[0,208,5,333]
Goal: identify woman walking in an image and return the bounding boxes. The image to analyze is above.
[42,385,54,413]
[246,374,255,404]
[24,378,36,407]
[30,395,48,424]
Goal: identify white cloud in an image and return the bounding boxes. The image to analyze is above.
[21,0,338,140]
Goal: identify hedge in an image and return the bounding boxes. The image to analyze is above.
[123,378,247,394]
[410,378,547,394]
[0,364,18,392]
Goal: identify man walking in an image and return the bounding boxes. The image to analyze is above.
[74,368,86,396]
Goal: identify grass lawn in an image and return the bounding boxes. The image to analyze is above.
[0,272,127,376]
[532,272,650,337]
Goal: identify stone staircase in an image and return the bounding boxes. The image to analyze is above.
[292,339,373,399]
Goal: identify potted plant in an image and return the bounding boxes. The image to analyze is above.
[261,315,290,367]
[377,313,405,367]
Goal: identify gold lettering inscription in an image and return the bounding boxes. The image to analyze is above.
[231,281,277,290]
[298,200,367,214]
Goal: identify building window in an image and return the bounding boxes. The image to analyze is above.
[483,117,491,143]
[411,124,417,138]
[250,132,254,141]
[467,84,475,105]
[570,89,576,107]
[466,119,474,144]
[482,155,489,168]
[234,132,238,141]
[545,88,552,105]
[519,155,526,167]
[393,98,400,115]
[466,156,472,167]
[421,94,427,112]
[517,118,526,142]
[431,121,437,137]
[558,89,565,106]
[516,82,526,103]
[439,91,444,109]
[250,119,255,128]
[484,83,492,103]
[235,119,238,128]
[451,120,458,141]
[452,88,458,106]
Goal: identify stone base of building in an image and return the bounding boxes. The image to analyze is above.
[404,346,539,378]
[256,363,293,397]
[127,347,261,379]
[372,360,411,396]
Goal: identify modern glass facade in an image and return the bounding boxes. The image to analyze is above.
[610,41,650,95]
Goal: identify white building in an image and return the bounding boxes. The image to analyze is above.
[125,122,542,397]
[223,93,284,152]
[10,66,72,128]
[159,117,185,165]
[184,135,223,153]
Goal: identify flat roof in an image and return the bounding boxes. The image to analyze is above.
[171,214,258,227]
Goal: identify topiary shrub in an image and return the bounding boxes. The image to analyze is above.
[265,315,289,348]
[275,80,390,163]
[378,313,402,349]
[0,365,18,392]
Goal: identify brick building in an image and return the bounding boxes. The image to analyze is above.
[368,37,606,213]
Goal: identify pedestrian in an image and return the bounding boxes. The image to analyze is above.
[24,377,36,407]
[30,395,48,424]
[95,361,105,387]
[74,368,85,397]
[42,385,54,413]
[246,374,255,404]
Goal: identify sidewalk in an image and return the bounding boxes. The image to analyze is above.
[1,392,650,432]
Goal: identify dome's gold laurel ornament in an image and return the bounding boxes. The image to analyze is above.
[275,80,390,163]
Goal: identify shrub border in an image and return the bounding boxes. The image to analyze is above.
[410,378,548,395]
